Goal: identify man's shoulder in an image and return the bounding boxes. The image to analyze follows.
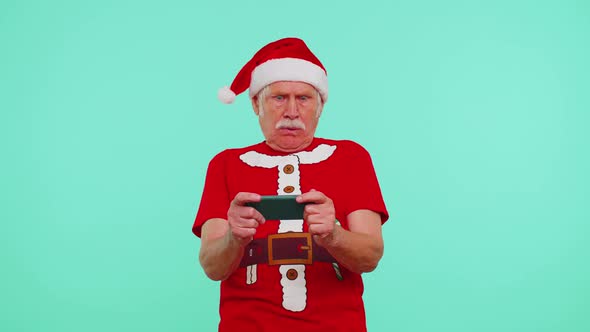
[317,137,371,156]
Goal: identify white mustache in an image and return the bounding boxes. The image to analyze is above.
[276,119,306,130]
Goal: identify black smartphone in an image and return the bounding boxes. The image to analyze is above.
[246,195,306,220]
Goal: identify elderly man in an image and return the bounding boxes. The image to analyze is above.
[193,37,389,332]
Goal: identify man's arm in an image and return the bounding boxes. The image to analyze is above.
[317,210,383,274]
[298,190,384,274]
[199,193,265,281]
[199,218,244,281]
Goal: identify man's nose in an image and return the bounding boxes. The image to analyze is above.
[284,98,299,118]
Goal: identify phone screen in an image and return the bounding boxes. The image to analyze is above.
[246,195,306,220]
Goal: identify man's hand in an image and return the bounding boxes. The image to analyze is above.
[227,192,266,246]
[297,189,337,246]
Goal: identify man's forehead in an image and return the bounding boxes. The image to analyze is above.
[267,81,317,94]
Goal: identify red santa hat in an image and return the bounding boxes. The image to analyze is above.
[217,37,328,104]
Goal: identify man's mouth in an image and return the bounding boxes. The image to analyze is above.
[278,127,302,135]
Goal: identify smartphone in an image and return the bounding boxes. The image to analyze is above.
[246,195,306,220]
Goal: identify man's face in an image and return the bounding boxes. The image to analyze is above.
[252,81,322,153]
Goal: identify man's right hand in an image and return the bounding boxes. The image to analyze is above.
[227,192,266,246]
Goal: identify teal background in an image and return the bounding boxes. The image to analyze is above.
[2,0,589,331]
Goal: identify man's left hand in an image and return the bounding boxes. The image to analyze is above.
[297,189,337,246]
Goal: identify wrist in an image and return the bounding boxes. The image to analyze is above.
[225,229,251,250]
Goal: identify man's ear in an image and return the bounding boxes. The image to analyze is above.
[316,103,324,118]
[251,97,260,116]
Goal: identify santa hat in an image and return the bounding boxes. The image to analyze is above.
[217,37,328,104]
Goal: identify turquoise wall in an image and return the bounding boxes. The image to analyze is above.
[2,0,589,331]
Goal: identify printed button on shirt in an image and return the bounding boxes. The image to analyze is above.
[283,164,294,174]
[287,269,298,280]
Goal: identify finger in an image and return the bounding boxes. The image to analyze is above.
[303,206,317,223]
[235,217,260,229]
[232,226,256,239]
[296,190,327,204]
[305,213,331,225]
[305,206,335,221]
[308,223,331,236]
[229,207,266,227]
[232,192,262,206]
[238,206,266,224]
[304,204,322,215]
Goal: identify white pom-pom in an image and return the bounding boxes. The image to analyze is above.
[217,86,236,104]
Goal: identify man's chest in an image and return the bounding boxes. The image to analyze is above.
[224,152,348,199]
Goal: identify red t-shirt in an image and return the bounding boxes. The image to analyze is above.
[193,137,389,332]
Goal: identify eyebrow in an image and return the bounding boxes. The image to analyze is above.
[271,91,314,96]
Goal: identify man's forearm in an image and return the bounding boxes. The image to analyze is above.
[199,219,245,281]
[318,225,384,274]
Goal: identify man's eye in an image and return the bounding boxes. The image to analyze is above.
[299,96,308,101]
[274,95,284,101]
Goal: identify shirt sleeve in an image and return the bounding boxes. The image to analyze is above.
[341,141,389,224]
[192,151,231,238]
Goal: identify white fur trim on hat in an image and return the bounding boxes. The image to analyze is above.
[218,86,236,104]
[248,58,328,102]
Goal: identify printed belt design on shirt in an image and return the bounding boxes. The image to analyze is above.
[240,232,335,267]
[239,143,337,312]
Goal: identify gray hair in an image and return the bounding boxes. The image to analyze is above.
[255,85,323,118]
